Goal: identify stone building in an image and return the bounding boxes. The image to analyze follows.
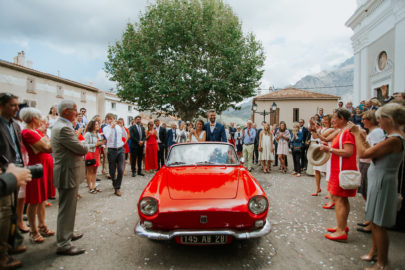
[251,87,340,128]
[0,51,138,126]
[346,0,405,104]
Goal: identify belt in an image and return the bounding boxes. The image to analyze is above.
[108,147,123,151]
[244,143,254,145]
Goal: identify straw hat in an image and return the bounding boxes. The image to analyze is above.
[307,142,330,166]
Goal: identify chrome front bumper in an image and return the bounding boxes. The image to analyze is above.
[135,219,271,240]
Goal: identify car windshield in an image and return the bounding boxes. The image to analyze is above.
[166,143,239,166]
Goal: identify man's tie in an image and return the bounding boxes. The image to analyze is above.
[113,127,118,148]
[137,125,141,139]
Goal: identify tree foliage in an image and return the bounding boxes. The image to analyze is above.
[105,0,265,121]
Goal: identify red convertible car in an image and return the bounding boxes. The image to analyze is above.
[135,142,271,245]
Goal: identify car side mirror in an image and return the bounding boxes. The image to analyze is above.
[240,157,245,164]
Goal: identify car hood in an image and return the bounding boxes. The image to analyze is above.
[167,166,239,200]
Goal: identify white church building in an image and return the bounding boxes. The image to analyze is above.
[346,0,405,104]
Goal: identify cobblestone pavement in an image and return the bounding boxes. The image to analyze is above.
[14,162,405,270]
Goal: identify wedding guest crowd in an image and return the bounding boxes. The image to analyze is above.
[0,88,404,270]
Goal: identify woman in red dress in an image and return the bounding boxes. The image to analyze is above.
[320,108,358,242]
[145,121,159,172]
[20,108,55,243]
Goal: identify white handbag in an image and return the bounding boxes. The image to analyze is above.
[338,129,361,190]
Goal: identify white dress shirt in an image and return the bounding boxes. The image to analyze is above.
[155,125,161,143]
[103,124,127,148]
[209,122,216,133]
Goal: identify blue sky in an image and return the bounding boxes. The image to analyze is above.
[0,0,357,92]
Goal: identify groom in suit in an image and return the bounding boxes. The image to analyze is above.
[204,109,227,142]
[51,100,88,256]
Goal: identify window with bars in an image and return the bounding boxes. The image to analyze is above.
[26,77,36,93]
[56,85,63,98]
[80,91,87,102]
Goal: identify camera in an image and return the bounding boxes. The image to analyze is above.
[1,155,43,179]
[26,164,43,179]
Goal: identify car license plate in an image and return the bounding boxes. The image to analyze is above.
[180,235,227,244]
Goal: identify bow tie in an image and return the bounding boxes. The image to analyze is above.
[210,124,215,126]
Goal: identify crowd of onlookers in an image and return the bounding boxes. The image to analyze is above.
[1,90,405,269]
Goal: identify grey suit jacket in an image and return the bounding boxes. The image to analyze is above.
[51,118,88,189]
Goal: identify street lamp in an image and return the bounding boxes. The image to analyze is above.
[252,101,271,123]
[271,102,277,124]
[271,102,277,112]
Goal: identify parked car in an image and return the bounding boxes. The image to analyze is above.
[135,142,271,245]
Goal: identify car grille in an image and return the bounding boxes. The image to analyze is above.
[151,211,256,230]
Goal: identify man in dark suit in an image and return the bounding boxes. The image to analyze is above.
[254,122,263,165]
[154,119,167,169]
[204,110,227,142]
[167,123,178,148]
[229,122,236,140]
[129,115,146,177]
[0,93,26,268]
[299,119,309,171]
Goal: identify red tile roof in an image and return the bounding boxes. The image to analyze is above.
[254,87,340,101]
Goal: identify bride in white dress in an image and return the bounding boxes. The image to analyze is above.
[259,123,274,173]
[188,119,206,142]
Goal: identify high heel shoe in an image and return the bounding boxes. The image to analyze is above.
[18,225,30,234]
[38,225,55,237]
[312,189,321,196]
[360,254,377,262]
[364,263,391,270]
[322,203,335,209]
[29,231,45,243]
[327,226,349,233]
[324,233,347,241]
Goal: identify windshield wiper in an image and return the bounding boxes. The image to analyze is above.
[168,162,187,166]
[195,161,218,165]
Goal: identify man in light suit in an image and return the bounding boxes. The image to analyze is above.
[204,109,227,142]
[51,100,88,256]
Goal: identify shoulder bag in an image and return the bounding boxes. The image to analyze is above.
[338,129,361,190]
[85,134,97,166]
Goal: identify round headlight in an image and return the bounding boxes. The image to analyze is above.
[248,196,268,215]
[139,197,158,216]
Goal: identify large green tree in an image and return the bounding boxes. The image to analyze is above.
[105,0,265,121]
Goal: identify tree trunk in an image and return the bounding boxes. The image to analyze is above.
[179,109,198,122]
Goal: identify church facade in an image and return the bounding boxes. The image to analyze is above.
[346,0,405,104]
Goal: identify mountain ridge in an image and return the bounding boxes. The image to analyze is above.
[220,57,354,124]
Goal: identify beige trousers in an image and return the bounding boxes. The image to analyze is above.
[242,144,254,170]
[56,187,79,249]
